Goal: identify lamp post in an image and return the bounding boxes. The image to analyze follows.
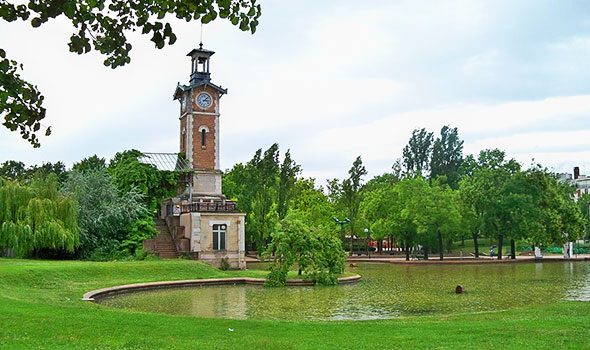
[364,228,371,259]
[333,217,350,252]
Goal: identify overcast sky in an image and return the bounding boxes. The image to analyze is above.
[1,0,590,182]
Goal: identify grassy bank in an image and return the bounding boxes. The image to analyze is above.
[0,258,589,349]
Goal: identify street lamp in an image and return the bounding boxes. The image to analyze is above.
[333,217,350,252]
[364,228,371,259]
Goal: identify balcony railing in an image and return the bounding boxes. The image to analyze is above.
[166,201,237,216]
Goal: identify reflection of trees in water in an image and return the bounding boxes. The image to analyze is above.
[188,286,248,319]
[566,263,590,301]
[104,262,590,320]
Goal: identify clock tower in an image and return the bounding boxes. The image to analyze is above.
[159,44,246,269]
[174,44,227,197]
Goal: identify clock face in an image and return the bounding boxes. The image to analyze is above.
[196,92,212,109]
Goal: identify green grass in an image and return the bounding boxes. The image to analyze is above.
[0,258,589,349]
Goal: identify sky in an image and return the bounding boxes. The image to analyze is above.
[1,0,590,183]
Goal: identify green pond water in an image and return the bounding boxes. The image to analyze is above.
[100,261,590,321]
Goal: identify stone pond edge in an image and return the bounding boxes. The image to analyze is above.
[82,274,362,301]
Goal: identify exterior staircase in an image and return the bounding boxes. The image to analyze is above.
[153,219,179,259]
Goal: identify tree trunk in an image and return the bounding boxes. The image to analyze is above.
[461,235,465,247]
[349,232,353,256]
[473,233,479,258]
[423,245,429,260]
[405,239,410,261]
[438,231,444,260]
[510,239,516,259]
[497,234,503,260]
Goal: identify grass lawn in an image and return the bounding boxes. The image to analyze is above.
[0,258,589,349]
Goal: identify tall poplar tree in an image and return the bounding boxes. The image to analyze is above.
[277,150,301,220]
[430,125,464,189]
[402,128,434,177]
[342,156,367,255]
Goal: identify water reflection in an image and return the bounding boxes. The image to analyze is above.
[100,262,590,321]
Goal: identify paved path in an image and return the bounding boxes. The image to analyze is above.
[346,253,590,264]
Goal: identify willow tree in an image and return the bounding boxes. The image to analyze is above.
[0,175,79,257]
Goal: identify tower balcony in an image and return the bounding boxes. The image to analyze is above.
[165,200,237,215]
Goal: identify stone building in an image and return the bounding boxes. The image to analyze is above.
[144,44,246,269]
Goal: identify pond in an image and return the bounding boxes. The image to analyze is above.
[99,261,590,321]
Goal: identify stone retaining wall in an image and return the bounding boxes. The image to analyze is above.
[82,275,361,301]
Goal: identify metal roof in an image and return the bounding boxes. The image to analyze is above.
[139,153,191,172]
[173,82,228,100]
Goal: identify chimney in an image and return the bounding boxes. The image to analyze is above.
[574,166,580,180]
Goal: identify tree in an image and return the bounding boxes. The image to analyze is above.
[277,150,301,220]
[1,0,262,146]
[248,144,280,252]
[72,155,106,173]
[402,128,434,177]
[63,169,150,259]
[414,180,462,260]
[108,149,178,212]
[0,160,27,181]
[264,217,345,287]
[0,174,79,257]
[224,144,282,252]
[457,185,480,257]
[0,160,67,183]
[342,156,367,255]
[30,161,68,184]
[288,178,334,229]
[430,125,464,189]
[577,193,590,241]
[458,149,521,259]
[360,177,397,254]
[389,177,425,260]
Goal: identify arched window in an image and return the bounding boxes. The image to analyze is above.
[198,125,209,148]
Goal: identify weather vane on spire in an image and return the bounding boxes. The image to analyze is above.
[199,22,204,49]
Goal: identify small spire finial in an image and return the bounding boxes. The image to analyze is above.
[199,22,204,49]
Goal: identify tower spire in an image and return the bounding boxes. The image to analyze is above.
[199,22,203,49]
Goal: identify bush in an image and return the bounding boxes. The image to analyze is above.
[220,257,230,271]
[264,218,346,287]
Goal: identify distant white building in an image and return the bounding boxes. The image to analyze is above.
[569,167,590,199]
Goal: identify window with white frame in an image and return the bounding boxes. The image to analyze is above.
[212,224,226,250]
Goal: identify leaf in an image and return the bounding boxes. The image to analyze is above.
[31,17,42,28]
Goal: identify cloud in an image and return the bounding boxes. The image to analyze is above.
[1,0,589,183]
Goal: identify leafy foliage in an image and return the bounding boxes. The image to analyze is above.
[0,174,79,257]
[72,155,106,173]
[264,218,345,286]
[0,49,49,147]
[108,149,178,212]
[430,125,464,189]
[223,144,310,252]
[0,160,67,183]
[402,128,434,177]
[63,169,150,259]
[277,150,301,220]
[340,156,367,251]
[1,0,261,146]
